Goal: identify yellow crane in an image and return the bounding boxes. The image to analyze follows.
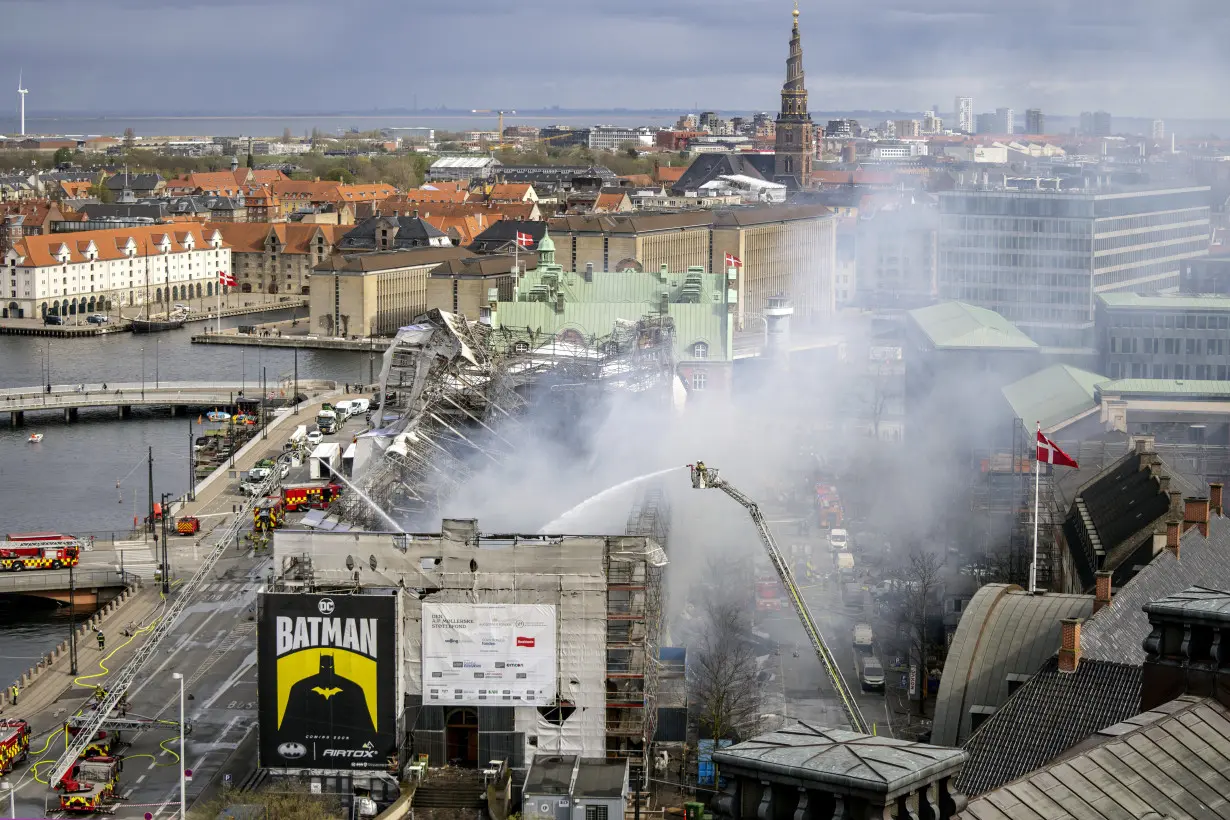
[471,109,516,150]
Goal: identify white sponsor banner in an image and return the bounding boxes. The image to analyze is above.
[422,604,557,706]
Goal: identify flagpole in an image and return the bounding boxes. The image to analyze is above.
[1031,420,1040,593]
[216,272,222,334]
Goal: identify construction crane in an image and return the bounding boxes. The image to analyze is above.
[46,470,283,789]
[470,109,516,150]
[687,462,870,734]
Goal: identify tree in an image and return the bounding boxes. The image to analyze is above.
[324,167,354,184]
[339,314,350,338]
[318,314,334,336]
[246,153,255,169]
[53,147,73,166]
[889,552,943,715]
[689,598,762,780]
[90,172,114,203]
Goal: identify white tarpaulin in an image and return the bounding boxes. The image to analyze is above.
[422,604,558,706]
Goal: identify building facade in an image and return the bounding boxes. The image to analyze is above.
[4,224,231,319]
[773,5,813,189]
[938,185,1211,348]
[211,222,348,295]
[548,205,837,326]
[1097,292,1230,380]
[955,96,974,134]
[1025,108,1045,135]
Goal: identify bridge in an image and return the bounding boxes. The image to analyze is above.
[0,567,127,605]
[1,379,337,426]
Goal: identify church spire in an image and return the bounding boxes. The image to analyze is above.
[780,0,809,121]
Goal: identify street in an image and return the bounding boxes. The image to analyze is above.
[8,403,369,818]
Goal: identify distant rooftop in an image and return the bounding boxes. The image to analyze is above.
[908,301,1039,351]
[1002,364,1107,430]
[1097,378,1230,398]
[1098,292,1230,311]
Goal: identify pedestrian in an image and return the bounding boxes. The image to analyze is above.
[102,382,107,390]
[9,683,17,705]
[96,629,105,652]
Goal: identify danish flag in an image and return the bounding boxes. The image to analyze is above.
[218,269,237,287]
[1036,429,1078,469]
[724,252,743,269]
[515,231,534,248]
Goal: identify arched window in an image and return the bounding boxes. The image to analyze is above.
[691,341,709,360]
[512,341,530,354]
[196,283,203,298]
[207,282,213,297]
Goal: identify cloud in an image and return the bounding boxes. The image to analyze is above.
[1,0,1227,119]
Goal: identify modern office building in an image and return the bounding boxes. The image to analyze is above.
[1097,292,1230,380]
[995,108,1015,135]
[1025,108,1045,135]
[938,185,1211,348]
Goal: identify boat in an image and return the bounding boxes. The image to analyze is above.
[130,240,186,334]
[206,410,232,422]
[27,433,43,443]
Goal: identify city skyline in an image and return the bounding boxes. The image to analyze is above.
[2,0,1228,120]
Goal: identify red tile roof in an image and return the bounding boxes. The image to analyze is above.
[9,223,225,267]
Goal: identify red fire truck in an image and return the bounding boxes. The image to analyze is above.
[282,481,343,512]
[0,720,30,774]
[0,533,81,572]
[58,756,120,814]
[756,577,784,612]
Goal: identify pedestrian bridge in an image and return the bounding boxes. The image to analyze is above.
[2,379,337,425]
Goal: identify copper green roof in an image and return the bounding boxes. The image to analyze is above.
[908,301,1039,351]
[1097,292,1230,311]
[1002,364,1108,429]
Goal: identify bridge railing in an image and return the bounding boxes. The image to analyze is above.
[0,567,122,590]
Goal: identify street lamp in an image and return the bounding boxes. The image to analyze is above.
[141,346,146,399]
[156,336,160,389]
[171,672,186,819]
[1,777,14,818]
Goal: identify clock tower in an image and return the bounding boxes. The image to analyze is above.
[774,1,813,189]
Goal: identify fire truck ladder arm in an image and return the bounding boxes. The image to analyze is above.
[692,466,869,734]
[46,473,280,788]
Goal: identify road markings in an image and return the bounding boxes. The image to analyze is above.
[136,774,147,784]
[147,761,157,770]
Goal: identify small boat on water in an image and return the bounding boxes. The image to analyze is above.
[130,316,186,334]
[206,410,232,422]
[27,433,43,443]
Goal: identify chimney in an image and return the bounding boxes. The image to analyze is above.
[1058,618,1082,673]
[1156,474,1170,495]
[1211,483,1224,517]
[583,261,594,283]
[1093,571,1113,615]
[1184,497,1210,537]
[1169,490,1184,517]
[1166,519,1181,558]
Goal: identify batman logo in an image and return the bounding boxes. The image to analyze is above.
[278,742,307,760]
[278,652,377,733]
[312,686,344,700]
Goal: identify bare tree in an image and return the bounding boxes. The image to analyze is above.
[318,314,334,336]
[890,552,943,714]
[689,598,763,782]
[339,314,351,338]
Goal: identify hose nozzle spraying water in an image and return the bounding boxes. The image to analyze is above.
[537,466,684,534]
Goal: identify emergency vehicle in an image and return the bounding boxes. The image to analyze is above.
[281,481,343,512]
[756,577,784,612]
[66,721,120,758]
[176,516,201,535]
[253,497,285,531]
[57,756,120,814]
[0,720,30,774]
[0,534,81,572]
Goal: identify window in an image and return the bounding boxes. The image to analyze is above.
[692,371,707,391]
[584,807,608,820]
[691,341,709,359]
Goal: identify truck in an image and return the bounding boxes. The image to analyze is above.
[248,458,277,481]
[316,405,339,435]
[282,481,343,512]
[755,577,784,612]
[0,535,81,572]
[842,582,866,613]
[57,756,120,814]
[253,497,285,532]
[852,623,874,651]
[309,442,342,480]
[285,424,308,451]
[0,720,30,774]
[836,551,855,582]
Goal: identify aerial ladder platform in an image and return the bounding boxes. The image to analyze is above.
[688,462,870,734]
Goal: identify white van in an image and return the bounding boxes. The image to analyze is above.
[333,400,357,420]
[349,398,371,414]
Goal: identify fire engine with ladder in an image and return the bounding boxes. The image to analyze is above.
[0,533,82,572]
[688,462,870,734]
[0,720,31,775]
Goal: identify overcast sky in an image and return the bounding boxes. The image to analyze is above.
[3,0,1228,119]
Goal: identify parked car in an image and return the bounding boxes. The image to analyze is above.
[43,314,64,326]
[306,430,324,447]
[86,313,109,324]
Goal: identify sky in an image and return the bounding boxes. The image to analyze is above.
[3,0,1229,120]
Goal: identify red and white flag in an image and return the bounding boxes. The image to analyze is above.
[218,269,237,287]
[1037,429,1078,469]
[515,231,534,248]
[724,252,743,269]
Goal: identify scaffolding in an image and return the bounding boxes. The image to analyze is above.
[606,485,670,788]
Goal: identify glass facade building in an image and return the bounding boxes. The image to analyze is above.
[939,187,1211,348]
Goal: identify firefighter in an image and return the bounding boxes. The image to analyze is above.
[9,683,18,705]
[96,630,105,652]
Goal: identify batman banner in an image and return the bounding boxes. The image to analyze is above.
[258,592,397,770]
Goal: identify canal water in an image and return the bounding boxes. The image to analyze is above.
[0,311,372,686]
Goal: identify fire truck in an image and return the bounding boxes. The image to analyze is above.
[0,533,81,572]
[0,720,30,774]
[282,481,343,512]
[253,497,286,532]
[756,576,784,612]
[65,721,120,759]
[57,756,120,814]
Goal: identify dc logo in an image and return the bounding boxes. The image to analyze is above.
[318,598,335,615]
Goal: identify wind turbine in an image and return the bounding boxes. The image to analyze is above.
[17,70,28,136]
